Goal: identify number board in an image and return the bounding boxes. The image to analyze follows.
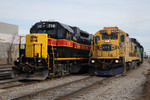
[47,24,56,28]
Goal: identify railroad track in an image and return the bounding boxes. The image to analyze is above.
[0,74,84,90]
[9,76,106,100]
[0,78,48,89]
[4,66,140,100]
[0,80,24,89]
[0,67,11,71]
[0,78,24,89]
[0,66,12,80]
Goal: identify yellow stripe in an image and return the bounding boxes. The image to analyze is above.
[48,44,56,46]
[55,58,89,60]
[92,57,120,59]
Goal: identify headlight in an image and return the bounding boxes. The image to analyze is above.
[38,59,42,63]
[105,40,109,43]
[91,60,95,63]
[16,59,19,62]
[115,60,119,63]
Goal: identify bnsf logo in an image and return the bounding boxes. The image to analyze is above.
[98,44,117,51]
[30,36,38,42]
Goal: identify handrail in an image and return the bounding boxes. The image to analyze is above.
[12,36,21,66]
[47,53,50,69]
[51,41,55,68]
[88,41,93,63]
[12,44,19,66]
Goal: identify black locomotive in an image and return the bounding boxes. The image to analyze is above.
[12,21,93,80]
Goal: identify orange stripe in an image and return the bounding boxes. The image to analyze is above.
[47,38,91,50]
[74,43,77,48]
[48,38,57,46]
[88,46,92,50]
[57,39,73,47]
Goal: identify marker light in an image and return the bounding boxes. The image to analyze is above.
[104,27,118,29]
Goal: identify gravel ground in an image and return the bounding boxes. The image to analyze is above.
[31,76,103,100]
[140,59,150,100]
[0,60,149,100]
[71,60,150,100]
[0,74,90,100]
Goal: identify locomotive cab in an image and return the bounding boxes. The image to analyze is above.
[90,27,128,75]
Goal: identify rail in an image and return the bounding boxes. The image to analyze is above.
[9,76,95,100]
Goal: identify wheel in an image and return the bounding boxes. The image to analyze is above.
[131,61,135,69]
[135,61,138,69]
[70,64,82,73]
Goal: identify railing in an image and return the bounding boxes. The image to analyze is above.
[12,44,19,66]
[51,41,55,68]
[12,36,22,66]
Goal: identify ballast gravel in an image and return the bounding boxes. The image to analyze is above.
[71,60,150,100]
[0,60,149,100]
[0,74,90,100]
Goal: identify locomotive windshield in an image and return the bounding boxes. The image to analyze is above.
[102,34,118,40]
[57,29,65,39]
[102,34,109,39]
[47,29,56,36]
[110,34,118,40]
[31,29,57,38]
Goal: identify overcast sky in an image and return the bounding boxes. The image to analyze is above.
[0,0,150,55]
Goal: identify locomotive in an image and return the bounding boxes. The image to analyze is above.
[12,21,93,80]
[89,27,144,75]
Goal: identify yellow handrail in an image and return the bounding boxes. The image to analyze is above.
[12,44,19,66]
[12,36,21,66]
[47,53,50,69]
[51,41,55,68]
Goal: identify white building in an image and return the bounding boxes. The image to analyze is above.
[0,22,24,64]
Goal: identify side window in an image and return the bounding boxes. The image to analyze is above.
[66,32,72,40]
[135,46,137,50]
[121,35,125,42]
[95,36,100,44]
[47,29,56,38]
[58,29,65,39]
[102,34,109,39]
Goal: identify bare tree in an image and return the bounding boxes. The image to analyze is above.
[6,34,17,64]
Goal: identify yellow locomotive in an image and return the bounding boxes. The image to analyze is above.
[90,27,144,75]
